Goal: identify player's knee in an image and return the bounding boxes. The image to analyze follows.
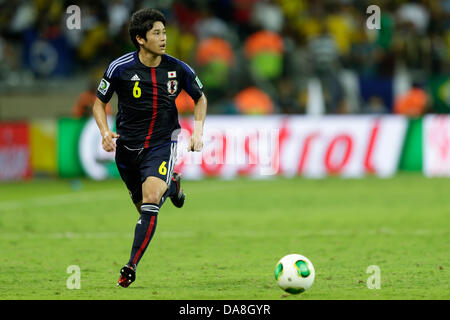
[142,190,162,204]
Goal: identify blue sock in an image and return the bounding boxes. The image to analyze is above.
[128,203,159,268]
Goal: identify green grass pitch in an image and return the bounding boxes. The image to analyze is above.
[0,174,448,300]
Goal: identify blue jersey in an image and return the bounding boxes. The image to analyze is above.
[96,51,203,148]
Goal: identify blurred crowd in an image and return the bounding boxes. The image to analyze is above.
[1,0,450,116]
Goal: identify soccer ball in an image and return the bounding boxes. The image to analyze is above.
[274,254,315,294]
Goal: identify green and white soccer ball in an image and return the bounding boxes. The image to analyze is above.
[274,254,315,294]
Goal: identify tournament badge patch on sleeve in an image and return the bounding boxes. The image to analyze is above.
[98,78,110,95]
[195,76,203,89]
[167,79,178,95]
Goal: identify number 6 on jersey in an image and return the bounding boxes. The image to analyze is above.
[133,81,141,98]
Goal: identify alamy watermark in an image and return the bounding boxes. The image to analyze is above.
[366,5,381,30]
[64,4,381,31]
[66,5,81,30]
[366,265,381,289]
[66,265,81,289]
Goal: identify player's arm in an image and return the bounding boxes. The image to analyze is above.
[93,97,119,152]
[180,62,207,152]
[189,93,207,152]
[94,73,118,152]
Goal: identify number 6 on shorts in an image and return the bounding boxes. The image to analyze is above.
[159,161,167,175]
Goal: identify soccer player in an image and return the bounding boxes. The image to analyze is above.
[92,8,207,288]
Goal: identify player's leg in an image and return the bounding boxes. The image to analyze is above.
[169,171,185,208]
[118,184,160,288]
[155,142,184,208]
[136,141,183,208]
[118,142,181,287]
[142,176,167,204]
[119,144,172,288]
[121,176,165,287]
[115,143,146,287]
[115,144,143,214]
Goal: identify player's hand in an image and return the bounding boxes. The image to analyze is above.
[188,133,203,152]
[102,130,119,152]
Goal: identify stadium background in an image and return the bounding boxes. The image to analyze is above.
[0,0,449,300]
[1,0,450,179]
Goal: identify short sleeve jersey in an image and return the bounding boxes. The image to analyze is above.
[96,51,203,148]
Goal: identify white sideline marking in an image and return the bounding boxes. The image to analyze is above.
[0,229,444,240]
[0,189,124,212]
[0,231,196,240]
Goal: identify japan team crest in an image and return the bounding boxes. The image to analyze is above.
[167,79,178,95]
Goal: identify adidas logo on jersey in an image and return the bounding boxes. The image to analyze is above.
[131,74,140,81]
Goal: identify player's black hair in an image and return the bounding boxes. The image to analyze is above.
[129,8,166,49]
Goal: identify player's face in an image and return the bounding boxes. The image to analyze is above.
[139,21,166,55]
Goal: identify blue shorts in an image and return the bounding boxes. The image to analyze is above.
[115,140,178,204]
